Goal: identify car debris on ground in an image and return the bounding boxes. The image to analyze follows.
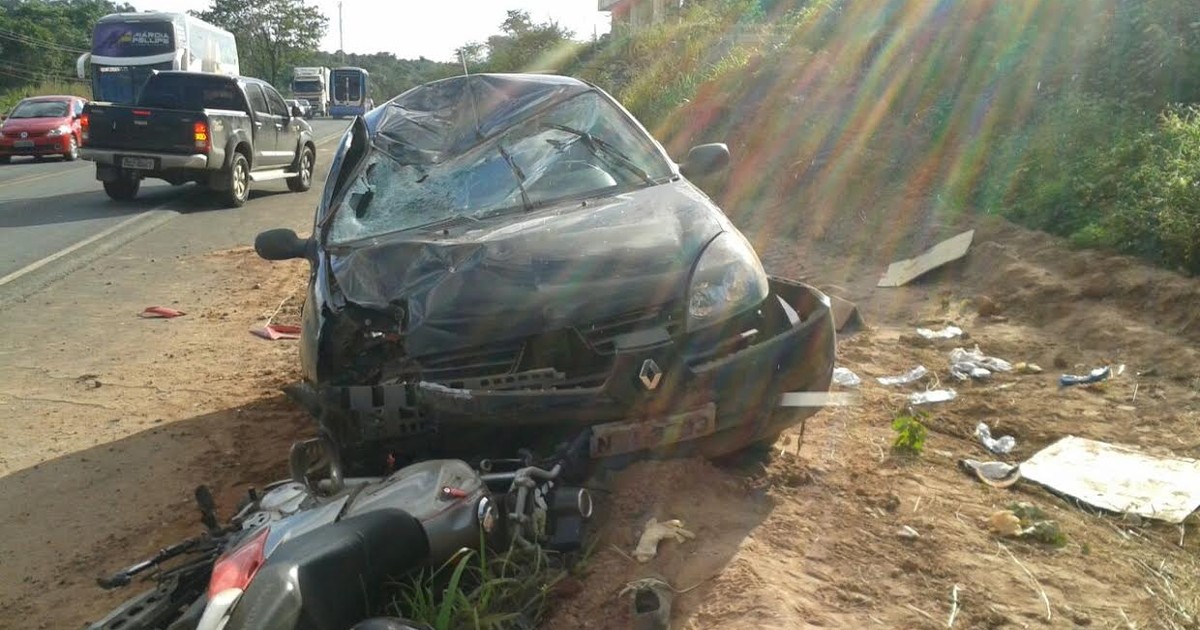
[877,229,975,287]
[1021,435,1200,523]
[958,458,1022,488]
[827,293,865,333]
[833,367,861,387]
[250,323,302,340]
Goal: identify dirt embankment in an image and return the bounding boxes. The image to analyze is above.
[544,218,1200,629]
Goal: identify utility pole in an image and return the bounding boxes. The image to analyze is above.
[338,1,345,64]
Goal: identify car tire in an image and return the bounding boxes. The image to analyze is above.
[64,137,79,161]
[103,174,140,201]
[287,146,314,193]
[221,153,250,208]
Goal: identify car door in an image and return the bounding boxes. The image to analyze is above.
[263,85,300,167]
[244,83,281,168]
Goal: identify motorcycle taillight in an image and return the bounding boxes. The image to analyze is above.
[208,526,269,598]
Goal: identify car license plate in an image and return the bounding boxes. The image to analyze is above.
[589,403,717,458]
[121,156,155,170]
[13,141,34,149]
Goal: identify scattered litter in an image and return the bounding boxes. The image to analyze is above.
[140,306,185,319]
[877,366,928,386]
[958,459,1021,488]
[250,324,302,341]
[916,325,963,340]
[1021,435,1200,523]
[633,518,695,562]
[878,229,975,287]
[949,345,1013,380]
[827,293,865,334]
[974,422,1016,455]
[909,389,957,405]
[1014,362,1043,375]
[1059,365,1115,387]
[988,504,1066,547]
[832,367,861,387]
[897,525,920,540]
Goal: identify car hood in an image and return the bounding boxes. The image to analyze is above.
[2,117,70,133]
[327,180,731,358]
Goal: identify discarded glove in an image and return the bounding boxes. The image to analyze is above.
[633,518,695,562]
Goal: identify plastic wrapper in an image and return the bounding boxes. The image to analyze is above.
[1059,364,1124,387]
[877,365,928,386]
[833,367,861,387]
[949,345,1013,381]
[916,325,963,339]
[909,389,957,405]
[974,422,1016,454]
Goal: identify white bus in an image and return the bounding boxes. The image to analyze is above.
[76,12,239,105]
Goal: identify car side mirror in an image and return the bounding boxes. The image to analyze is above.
[255,228,312,261]
[290,105,303,118]
[680,143,731,179]
[289,435,344,496]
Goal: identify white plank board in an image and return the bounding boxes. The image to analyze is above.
[878,229,975,287]
[1022,435,1200,523]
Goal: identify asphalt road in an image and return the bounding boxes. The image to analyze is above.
[0,119,348,293]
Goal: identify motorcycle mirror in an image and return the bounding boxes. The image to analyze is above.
[289,435,344,496]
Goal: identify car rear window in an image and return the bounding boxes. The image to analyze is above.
[137,74,246,112]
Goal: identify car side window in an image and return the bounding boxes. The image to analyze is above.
[264,86,289,118]
[245,84,271,120]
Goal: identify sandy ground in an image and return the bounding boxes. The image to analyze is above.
[1,197,1198,628]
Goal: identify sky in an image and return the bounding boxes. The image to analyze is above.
[131,0,613,62]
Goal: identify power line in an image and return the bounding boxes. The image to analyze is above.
[0,63,85,84]
[0,28,88,54]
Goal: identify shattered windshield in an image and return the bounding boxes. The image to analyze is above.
[325,90,674,245]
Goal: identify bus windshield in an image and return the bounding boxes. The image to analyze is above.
[293,79,323,93]
[92,62,173,104]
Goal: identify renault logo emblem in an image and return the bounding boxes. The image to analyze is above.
[639,359,663,391]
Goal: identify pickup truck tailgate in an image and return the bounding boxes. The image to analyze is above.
[84,104,200,154]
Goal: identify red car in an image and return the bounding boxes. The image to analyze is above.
[0,95,87,164]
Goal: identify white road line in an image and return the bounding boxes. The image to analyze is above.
[1,125,346,289]
[0,209,172,288]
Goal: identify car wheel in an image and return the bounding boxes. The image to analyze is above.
[103,173,140,201]
[287,146,314,193]
[64,137,79,161]
[222,153,250,208]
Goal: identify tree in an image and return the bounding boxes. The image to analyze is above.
[483,10,574,73]
[0,0,135,94]
[193,0,328,86]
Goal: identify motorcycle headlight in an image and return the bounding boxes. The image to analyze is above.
[687,231,770,332]
[47,125,70,137]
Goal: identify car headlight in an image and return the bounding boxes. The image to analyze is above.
[687,231,770,331]
[0,130,6,139]
[47,125,70,137]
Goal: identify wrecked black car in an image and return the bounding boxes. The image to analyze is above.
[255,73,836,472]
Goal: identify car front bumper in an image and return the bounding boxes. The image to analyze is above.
[315,277,837,462]
[0,135,72,156]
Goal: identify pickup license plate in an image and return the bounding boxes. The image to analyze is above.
[13,140,34,149]
[589,403,717,458]
[120,156,156,170]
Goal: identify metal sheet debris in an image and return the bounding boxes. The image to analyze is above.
[1021,435,1200,523]
[828,294,865,333]
[877,366,928,386]
[909,389,957,405]
[878,229,975,287]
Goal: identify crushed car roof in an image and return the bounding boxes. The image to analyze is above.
[371,73,595,164]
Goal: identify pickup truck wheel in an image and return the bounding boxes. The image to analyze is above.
[287,147,314,193]
[222,153,250,208]
[103,174,140,201]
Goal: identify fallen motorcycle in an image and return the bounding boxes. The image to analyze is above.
[87,432,594,630]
